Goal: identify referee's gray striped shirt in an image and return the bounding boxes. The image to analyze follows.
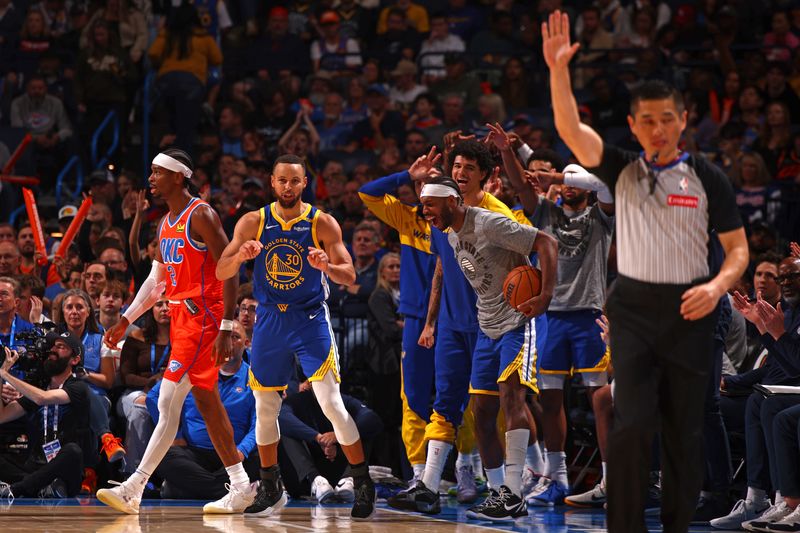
[589,145,742,284]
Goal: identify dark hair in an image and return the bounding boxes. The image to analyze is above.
[583,5,601,17]
[755,251,783,269]
[526,148,565,171]
[160,148,197,194]
[165,3,201,60]
[426,176,462,198]
[630,80,684,114]
[99,279,129,301]
[412,92,438,110]
[15,274,44,298]
[237,282,253,305]
[272,154,306,174]
[141,301,169,345]
[449,140,494,183]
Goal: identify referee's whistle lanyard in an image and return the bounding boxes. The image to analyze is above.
[151,343,171,374]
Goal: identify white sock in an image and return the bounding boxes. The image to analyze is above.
[776,491,784,505]
[485,466,505,491]
[412,463,425,480]
[525,442,544,475]
[455,451,472,471]
[226,462,250,489]
[746,487,769,506]
[127,469,149,491]
[422,440,453,491]
[545,451,568,488]
[472,452,483,477]
[504,429,529,497]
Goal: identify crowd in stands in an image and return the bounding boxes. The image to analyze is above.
[0,0,798,522]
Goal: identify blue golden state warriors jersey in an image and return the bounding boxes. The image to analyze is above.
[252,203,328,310]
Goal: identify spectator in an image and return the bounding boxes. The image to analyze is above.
[626,0,671,31]
[377,0,429,35]
[366,252,402,470]
[736,85,766,149]
[0,277,35,353]
[574,0,631,39]
[733,152,781,230]
[117,297,170,477]
[497,57,535,112]
[371,8,420,70]
[96,279,130,333]
[403,129,430,163]
[470,93,506,137]
[615,6,656,54]
[764,10,800,64]
[10,75,72,180]
[389,60,426,113]
[348,85,405,153]
[335,0,369,42]
[149,320,259,500]
[707,71,741,128]
[30,0,68,38]
[148,3,222,157]
[97,241,128,277]
[12,9,52,79]
[246,6,309,80]
[765,62,800,124]
[277,387,383,501]
[0,331,93,498]
[16,274,46,325]
[572,5,614,89]
[0,0,20,67]
[429,53,481,109]
[468,10,517,66]
[754,101,792,176]
[342,77,369,128]
[219,103,245,158]
[445,0,482,42]
[0,224,14,243]
[315,93,353,153]
[242,129,265,162]
[252,87,295,156]
[16,226,36,275]
[0,242,20,277]
[80,0,147,65]
[74,19,131,142]
[419,12,465,82]
[236,284,257,345]
[311,10,362,74]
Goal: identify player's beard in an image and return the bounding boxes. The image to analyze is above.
[562,191,589,208]
[277,193,300,209]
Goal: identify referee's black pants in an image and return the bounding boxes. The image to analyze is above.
[606,276,717,533]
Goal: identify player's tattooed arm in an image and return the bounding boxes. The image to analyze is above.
[310,213,356,286]
[418,256,442,349]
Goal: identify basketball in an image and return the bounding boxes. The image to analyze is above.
[503,265,542,309]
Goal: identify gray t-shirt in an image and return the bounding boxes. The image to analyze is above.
[529,199,613,311]
[447,207,539,339]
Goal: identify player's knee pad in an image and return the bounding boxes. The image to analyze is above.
[312,371,360,446]
[254,390,282,446]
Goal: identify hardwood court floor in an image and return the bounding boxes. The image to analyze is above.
[0,498,741,532]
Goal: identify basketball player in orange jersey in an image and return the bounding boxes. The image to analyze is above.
[96,149,256,515]
[216,154,375,519]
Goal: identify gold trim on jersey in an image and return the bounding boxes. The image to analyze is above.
[256,207,265,242]
[311,209,321,250]
[270,202,313,231]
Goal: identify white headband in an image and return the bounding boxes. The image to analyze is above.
[153,153,192,178]
[420,183,460,198]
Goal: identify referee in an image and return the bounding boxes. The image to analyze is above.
[543,12,748,533]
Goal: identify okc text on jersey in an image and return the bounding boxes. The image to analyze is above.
[264,238,306,291]
[161,238,186,263]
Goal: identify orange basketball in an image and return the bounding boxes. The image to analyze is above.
[503,265,542,310]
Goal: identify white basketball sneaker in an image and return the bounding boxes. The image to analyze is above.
[203,482,258,514]
[97,481,143,515]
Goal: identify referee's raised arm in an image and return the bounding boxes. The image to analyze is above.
[542,11,603,170]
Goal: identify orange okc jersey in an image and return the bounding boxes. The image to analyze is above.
[157,197,223,303]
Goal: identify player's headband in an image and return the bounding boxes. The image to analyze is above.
[420,183,460,199]
[153,153,193,178]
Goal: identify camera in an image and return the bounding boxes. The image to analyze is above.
[1,322,58,388]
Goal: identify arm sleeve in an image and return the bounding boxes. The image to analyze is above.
[480,211,539,257]
[562,164,614,204]
[586,143,638,193]
[517,143,534,165]
[278,401,321,442]
[122,260,166,324]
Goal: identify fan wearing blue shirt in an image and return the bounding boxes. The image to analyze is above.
[147,321,259,500]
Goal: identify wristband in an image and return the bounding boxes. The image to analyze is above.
[219,319,234,332]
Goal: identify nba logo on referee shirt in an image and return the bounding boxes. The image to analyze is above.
[679,177,688,193]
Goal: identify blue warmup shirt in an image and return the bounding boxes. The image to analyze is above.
[147,361,257,456]
[430,227,479,333]
[359,171,435,319]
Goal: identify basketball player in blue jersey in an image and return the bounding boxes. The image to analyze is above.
[216,154,375,520]
[358,147,439,482]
